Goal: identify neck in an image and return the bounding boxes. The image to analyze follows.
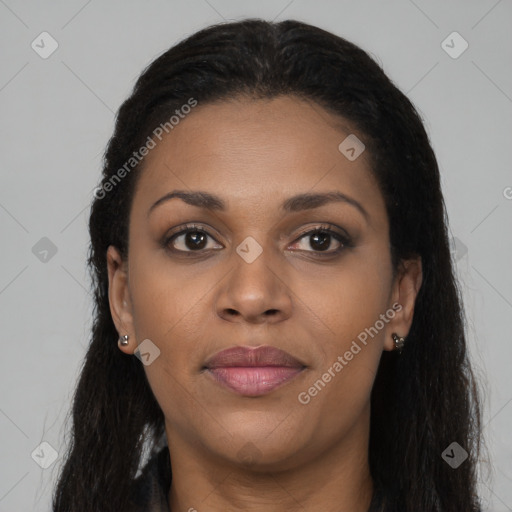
[166,409,374,512]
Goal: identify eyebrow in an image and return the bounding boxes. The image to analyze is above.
[147,190,369,221]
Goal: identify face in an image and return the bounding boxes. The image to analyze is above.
[107,95,422,472]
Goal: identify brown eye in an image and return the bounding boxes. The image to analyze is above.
[177,230,208,250]
[290,225,352,255]
[165,224,222,253]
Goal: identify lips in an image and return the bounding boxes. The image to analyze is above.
[204,345,306,397]
[205,345,304,369]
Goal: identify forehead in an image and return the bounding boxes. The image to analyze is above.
[132,96,385,223]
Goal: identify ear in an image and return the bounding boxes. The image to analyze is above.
[383,256,423,351]
[106,245,136,355]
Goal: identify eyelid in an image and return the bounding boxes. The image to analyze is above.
[166,222,220,239]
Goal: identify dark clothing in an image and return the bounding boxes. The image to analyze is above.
[130,446,172,512]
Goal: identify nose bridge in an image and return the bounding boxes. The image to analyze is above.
[231,234,279,299]
[216,234,292,322]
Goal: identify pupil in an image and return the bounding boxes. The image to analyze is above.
[186,231,206,250]
[311,232,330,251]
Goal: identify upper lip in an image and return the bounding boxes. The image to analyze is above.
[204,345,305,369]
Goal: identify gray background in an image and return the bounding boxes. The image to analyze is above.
[0,0,511,510]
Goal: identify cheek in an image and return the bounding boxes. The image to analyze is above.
[298,250,392,349]
[126,257,217,417]
[294,260,389,428]
[128,248,210,344]
[128,258,211,425]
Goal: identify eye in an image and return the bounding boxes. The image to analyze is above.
[164,224,222,253]
[163,223,352,256]
[289,224,351,255]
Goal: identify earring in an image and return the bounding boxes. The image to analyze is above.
[392,333,405,353]
[119,334,129,347]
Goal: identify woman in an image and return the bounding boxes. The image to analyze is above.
[52,19,483,511]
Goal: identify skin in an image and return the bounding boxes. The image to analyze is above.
[107,95,422,512]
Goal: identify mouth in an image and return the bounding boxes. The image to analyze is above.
[203,345,306,397]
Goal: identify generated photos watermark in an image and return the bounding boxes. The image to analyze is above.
[298,302,403,405]
[94,97,198,200]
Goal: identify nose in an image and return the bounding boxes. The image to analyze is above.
[215,243,293,324]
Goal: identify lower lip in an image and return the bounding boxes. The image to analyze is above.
[206,366,304,396]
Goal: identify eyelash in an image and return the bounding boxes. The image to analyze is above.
[163,223,353,258]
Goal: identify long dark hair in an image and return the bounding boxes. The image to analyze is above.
[52,19,484,511]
